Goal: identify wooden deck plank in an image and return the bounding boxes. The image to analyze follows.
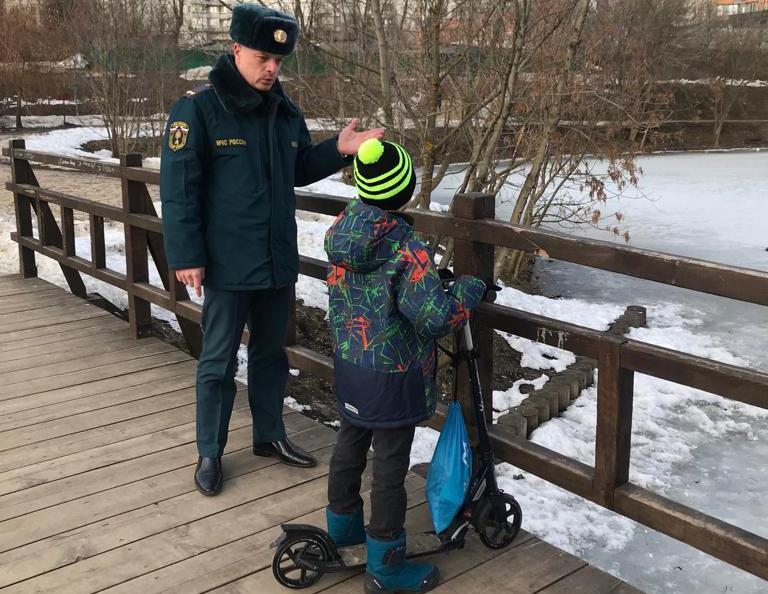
[427,539,585,594]
[28,476,351,593]
[0,396,205,473]
[0,301,107,324]
[536,565,622,593]
[0,418,326,557]
[0,316,128,353]
[0,385,198,452]
[0,335,164,375]
[0,274,43,285]
[0,309,116,342]
[0,305,110,335]
[0,279,61,297]
[0,388,244,496]
[0,421,249,522]
[0,370,197,433]
[0,290,80,313]
[0,276,72,288]
[0,412,313,524]
[0,329,132,367]
[0,286,91,307]
[0,359,196,416]
[0,275,64,288]
[0,339,178,387]
[0,432,337,589]
[96,474,426,594]
[9,464,376,594]
[0,349,190,401]
[211,502,534,594]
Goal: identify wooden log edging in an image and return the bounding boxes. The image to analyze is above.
[497,306,647,437]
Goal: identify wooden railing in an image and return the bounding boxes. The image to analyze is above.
[4,139,768,580]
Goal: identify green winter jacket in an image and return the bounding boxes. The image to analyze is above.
[160,53,352,289]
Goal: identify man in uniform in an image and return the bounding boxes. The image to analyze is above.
[160,4,383,496]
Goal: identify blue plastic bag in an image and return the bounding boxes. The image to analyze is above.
[425,401,472,534]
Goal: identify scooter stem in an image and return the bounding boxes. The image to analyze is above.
[461,323,493,461]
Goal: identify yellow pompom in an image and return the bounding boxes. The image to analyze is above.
[358,138,385,165]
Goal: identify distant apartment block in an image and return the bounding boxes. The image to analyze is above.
[716,0,768,15]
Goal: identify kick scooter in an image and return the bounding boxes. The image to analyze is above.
[271,294,523,589]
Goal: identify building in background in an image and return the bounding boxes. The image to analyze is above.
[181,0,232,48]
[716,0,768,15]
[0,0,41,20]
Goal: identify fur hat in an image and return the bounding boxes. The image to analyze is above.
[230,4,299,55]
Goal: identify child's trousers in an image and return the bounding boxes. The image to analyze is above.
[328,417,416,541]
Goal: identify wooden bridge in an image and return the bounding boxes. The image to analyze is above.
[0,273,641,593]
[1,140,767,592]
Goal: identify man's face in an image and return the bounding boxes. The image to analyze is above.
[232,43,283,91]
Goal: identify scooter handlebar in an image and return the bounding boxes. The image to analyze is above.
[438,268,500,298]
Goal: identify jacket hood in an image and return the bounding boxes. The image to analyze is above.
[325,201,412,273]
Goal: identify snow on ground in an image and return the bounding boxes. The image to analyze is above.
[410,296,768,593]
[0,115,105,130]
[492,374,549,421]
[1,119,169,165]
[180,66,212,81]
[659,78,768,88]
[0,98,82,108]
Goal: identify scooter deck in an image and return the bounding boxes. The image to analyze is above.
[338,533,444,566]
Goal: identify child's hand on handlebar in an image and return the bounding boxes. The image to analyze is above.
[439,267,500,298]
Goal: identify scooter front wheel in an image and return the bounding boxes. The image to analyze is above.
[475,492,522,550]
[272,534,332,589]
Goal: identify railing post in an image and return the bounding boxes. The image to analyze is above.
[452,193,496,434]
[593,337,634,508]
[10,138,87,297]
[121,153,152,339]
[9,139,37,278]
[89,214,106,270]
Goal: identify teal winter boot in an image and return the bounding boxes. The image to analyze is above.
[326,505,366,548]
[364,531,439,594]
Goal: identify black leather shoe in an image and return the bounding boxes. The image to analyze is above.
[253,438,317,468]
[194,456,223,496]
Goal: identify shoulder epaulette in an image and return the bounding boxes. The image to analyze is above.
[184,83,212,98]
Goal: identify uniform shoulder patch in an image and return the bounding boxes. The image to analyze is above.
[168,121,190,152]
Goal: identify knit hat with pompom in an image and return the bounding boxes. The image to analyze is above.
[353,138,416,211]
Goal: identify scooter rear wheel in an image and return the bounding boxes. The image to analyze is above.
[272,535,332,589]
[476,492,522,550]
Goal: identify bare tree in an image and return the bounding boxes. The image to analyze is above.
[0,0,45,129]
[60,0,183,157]
[705,25,765,147]
[174,1,699,280]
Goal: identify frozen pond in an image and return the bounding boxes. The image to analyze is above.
[433,151,768,593]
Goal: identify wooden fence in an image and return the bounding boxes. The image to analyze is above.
[4,139,768,581]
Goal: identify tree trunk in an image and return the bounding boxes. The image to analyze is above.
[464,0,529,194]
[714,119,724,148]
[15,93,22,129]
[14,77,23,129]
[496,0,591,280]
[414,0,444,209]
[370,0,394,129]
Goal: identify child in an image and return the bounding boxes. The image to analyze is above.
[324,138,486,594]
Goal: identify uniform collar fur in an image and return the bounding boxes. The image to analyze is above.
[208,53,299,118]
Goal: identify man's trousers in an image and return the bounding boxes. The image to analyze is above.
[195,285,291,457]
